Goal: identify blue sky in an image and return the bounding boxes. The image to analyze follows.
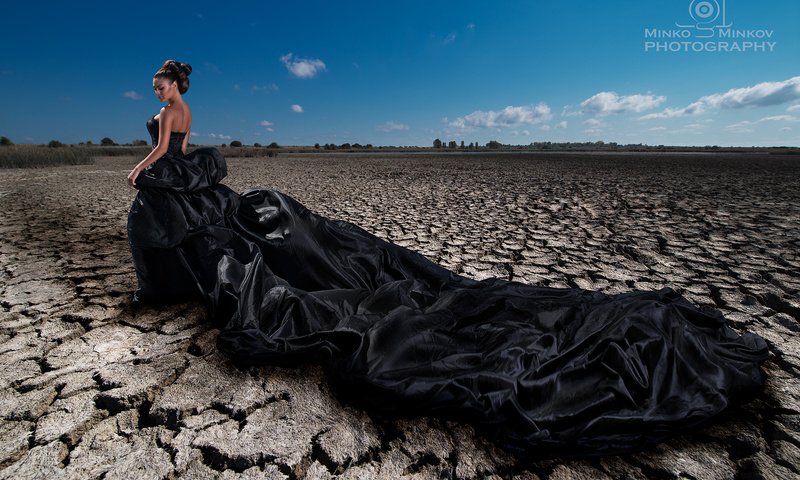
[1,0,798,147]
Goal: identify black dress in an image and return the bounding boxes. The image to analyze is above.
[127,114,769,458]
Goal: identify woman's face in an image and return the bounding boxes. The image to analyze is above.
[153,77,177,102]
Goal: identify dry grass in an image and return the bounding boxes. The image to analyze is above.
[0,145,92,168]
[0,145,157,168]
[0,144,283,168]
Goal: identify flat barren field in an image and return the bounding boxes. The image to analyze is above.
[1,152,798,479]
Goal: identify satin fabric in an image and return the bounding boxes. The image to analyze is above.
[127,120,768,457]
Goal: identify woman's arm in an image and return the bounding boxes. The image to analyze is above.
[142,107,172,168]
[181,126,190,155]
[127,109,172,186]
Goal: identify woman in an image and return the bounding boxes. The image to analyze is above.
[127,61,192,186]
[127,59,769,458]
[127,59,229,305]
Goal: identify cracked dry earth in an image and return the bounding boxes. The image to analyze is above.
[0,152,799,480]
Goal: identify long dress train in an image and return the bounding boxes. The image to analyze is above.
[127,116,768,458]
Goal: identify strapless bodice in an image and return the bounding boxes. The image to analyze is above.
[146,114,186,156]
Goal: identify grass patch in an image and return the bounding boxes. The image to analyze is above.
[0,143,285,168]
[0,145,95,168]
[0,145,153,168]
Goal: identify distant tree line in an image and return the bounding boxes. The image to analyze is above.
[313,142,375,150]
[433,138,480,149]
[429,139,764,152]
[220,141,280,148]
[3,133,793,153]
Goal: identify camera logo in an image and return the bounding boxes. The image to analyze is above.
[676,0,733,37]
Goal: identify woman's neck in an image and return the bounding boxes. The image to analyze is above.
[166,96,184,108]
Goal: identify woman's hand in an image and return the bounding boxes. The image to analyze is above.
[127,166,143,186]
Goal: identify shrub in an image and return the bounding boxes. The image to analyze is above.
[100,137,115,146]
[48,140,64,148]
[230,140,242,147]
[0,136,12,146]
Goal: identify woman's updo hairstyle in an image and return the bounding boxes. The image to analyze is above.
[154,59,192,94]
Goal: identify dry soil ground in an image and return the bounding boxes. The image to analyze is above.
[0,152,798,479]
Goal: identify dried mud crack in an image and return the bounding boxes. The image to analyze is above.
[1,152,798,479]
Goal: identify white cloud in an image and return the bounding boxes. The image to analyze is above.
[258,120,274,132]
[788,104,800,112]
[466,23,476,30]
[640,76,800,120]
[560,105,582,117]
[555,121,568,129]
[449,103,552,130]
[701,76,800,109]
[203,62,221,74]
[376,121,409,132]
[251,83,279,93]
[671,126,705,135]
[583,118,607,128]
[759,115,798,122]
[649,126,667,131]
[722,115,798,134]
[280,53,326,79]
[725,121,755,133]
[123,90,143,100]
[639,102,706,120]
[580,92,665,115]
[725,115,797,131]
[443,32,457,45]
[291,104,304,113]
[208,133,232,140]
[780,127,792,132]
